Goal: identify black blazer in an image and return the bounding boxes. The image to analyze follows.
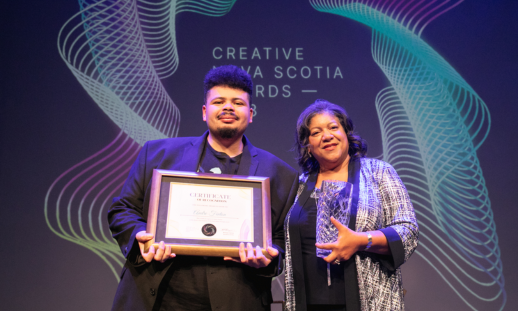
[108,132,299,311]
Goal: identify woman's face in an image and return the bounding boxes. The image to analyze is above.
[307,112,350,171]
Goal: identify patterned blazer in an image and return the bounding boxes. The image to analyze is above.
[284,158,419,311]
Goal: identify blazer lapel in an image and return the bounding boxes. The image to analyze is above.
[175,131,208,171]
[237,135,258,176]
[344,158,362,311]
[288,172,317,311]
[347,158,361,231]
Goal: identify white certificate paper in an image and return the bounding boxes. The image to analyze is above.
[165,182,254,242]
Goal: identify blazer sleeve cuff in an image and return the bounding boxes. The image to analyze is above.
[125,226,148,267]
[377,227,405,272]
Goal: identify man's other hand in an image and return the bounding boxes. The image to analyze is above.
[223,242,278,268]
[136,231,176,263]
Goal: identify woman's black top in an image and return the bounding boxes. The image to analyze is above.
[296,189,346,305]
[288,160,363,311]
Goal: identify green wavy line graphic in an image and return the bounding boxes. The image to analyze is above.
[311,1,504,309]
[46,0,236,280]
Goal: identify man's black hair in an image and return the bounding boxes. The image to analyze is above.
[203,65,253,104]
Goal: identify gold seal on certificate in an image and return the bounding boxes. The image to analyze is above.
[145,170,272,258]
[201,224,217,236]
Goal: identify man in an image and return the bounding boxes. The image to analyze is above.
[108,65,298,311]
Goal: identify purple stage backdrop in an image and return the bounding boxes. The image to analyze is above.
[2,1,517,310]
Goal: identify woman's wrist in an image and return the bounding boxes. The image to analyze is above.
[364,232,373,251]
[358,230,391,255]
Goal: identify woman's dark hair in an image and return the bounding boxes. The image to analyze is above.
[295,99,367,173]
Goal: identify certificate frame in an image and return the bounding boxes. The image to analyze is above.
[145,169,272,258]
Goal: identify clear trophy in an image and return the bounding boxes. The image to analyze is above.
[316,180,353,258]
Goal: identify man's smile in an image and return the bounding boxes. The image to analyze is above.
[218,112,239,122]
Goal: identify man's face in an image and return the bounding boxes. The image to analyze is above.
[203,85,253,140]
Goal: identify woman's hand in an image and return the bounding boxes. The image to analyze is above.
[315,216,365,264]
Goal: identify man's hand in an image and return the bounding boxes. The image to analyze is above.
[136,231,176,263]
[223,242,278,268]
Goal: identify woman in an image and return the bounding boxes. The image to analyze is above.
[284,100,418,311]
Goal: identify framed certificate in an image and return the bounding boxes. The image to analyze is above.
[145,169,272,258]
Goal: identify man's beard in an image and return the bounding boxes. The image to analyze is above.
[217,127,238,139]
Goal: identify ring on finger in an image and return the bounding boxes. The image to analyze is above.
[334,259,340,265]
